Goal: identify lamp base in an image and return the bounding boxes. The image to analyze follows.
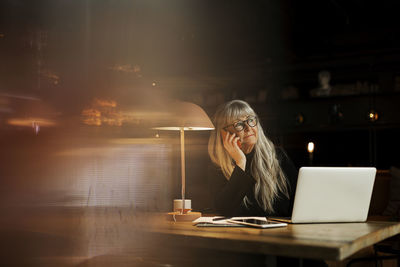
[166,211,202,222]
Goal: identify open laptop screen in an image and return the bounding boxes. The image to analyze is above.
[270,167,376,223]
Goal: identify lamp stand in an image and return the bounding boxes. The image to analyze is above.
[166,128,201,222]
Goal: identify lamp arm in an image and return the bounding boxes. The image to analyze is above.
[180,128,186,213]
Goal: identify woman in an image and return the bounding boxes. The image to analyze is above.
[207,100,328,267]
[208,100,298,217]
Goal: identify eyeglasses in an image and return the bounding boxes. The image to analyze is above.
[223,116,258,132]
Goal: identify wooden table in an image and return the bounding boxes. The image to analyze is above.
[140,215,400,262]
[1,208,399,266]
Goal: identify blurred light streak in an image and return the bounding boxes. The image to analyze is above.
[0,93,41,101]
[109,64,141,75]
[7,117,56,127]
[81,108,102,126]
[81,98,174,127]
[33,121,40,135]
[40,69,60,85]
[81,98,122,126]
[93,98,117,108]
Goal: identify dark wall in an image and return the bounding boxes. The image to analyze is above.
[1,0,400,212]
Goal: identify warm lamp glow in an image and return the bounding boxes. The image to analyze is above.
[368,110,379,122]
[307,142,314,166]
[307,142,315,153]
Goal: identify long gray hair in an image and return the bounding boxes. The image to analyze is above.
[208,100,289,213]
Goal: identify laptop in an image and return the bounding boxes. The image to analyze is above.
[269,167,376,223]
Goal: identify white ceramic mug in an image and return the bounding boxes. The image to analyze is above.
[173,199,192,214]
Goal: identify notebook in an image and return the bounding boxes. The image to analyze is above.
[268,167,376,223]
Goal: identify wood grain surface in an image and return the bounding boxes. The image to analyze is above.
[0,207,399,266]
[140,213,400,261]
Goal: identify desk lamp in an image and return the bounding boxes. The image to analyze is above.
[153,101,214,221]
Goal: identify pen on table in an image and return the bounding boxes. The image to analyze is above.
[212,217,230,221]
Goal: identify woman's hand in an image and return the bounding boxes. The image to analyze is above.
[221,130,246,171]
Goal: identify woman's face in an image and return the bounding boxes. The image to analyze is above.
[224,115,258,151]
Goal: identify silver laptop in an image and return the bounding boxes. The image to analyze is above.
[269,167,376,223]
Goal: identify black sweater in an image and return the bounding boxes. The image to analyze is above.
[207,147,298,217]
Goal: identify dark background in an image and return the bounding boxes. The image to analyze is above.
[1,0,400,210]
